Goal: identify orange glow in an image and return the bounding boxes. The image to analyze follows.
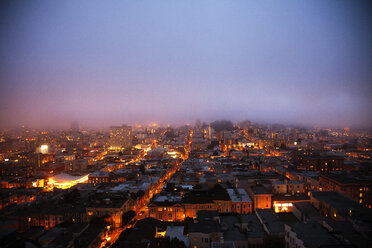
[47,174,89,189]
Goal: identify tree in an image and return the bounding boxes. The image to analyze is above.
[210,120,234,132]
[165,183,175,192]
[122,210,136,226]
[137,190,145,198]
[90,215,113,226]
[130,192,138,200]
[165,128,175,139]
[63,189,80,204]
[226,181,234,188]
[213,183,225,192]
[263,235,285,248]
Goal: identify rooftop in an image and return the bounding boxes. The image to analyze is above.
[249,185,271,195]
[286,222,340,248]
[320,174,372,185]
[311,191,372,221]
[182,188,230,204]
[255,209,284,235]
[227,188,252,202]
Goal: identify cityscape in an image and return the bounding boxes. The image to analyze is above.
[1,1,372,248]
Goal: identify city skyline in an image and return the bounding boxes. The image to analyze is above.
[1,0,371,129]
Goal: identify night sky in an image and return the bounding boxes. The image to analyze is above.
[1,0,371,128]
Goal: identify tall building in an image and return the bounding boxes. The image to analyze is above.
[109,125,132,150]
[70,121,79,132]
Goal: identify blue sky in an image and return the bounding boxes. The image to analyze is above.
[0,0,371,128]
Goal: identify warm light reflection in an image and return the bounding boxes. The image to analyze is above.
[48,174,89,189]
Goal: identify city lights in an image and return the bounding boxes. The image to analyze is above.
[0,1,370,246]
[40,144,48,154]
[47,173,89,189]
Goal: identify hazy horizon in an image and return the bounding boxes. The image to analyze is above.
[1,0,371,129]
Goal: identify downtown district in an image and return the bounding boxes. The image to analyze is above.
[0,121,372,248]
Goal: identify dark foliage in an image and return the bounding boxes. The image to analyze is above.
[122,210,136,226]
[63,189,80,204]
[210,120,234,132]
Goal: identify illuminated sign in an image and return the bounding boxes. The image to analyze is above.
[273,202,293,213]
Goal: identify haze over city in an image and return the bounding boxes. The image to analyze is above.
[1,0,371,129]
[1,2,372,248]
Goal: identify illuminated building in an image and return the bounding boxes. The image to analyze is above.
[48,173,89,189]
[319,174,372,208]
[247,185,272,210]
[310,191,372,221]
[148,188,252,222]
[86,194,134,227]
[226,188,253,214]
[88,171,110,183]
[19,212,64,232]
[18,204,87,232]
[272,180,305,194]
[109,125,132,150]
[148,195,184,222]
[291,150,344,171]
[272,193,310,213]
[273,202,293,213]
